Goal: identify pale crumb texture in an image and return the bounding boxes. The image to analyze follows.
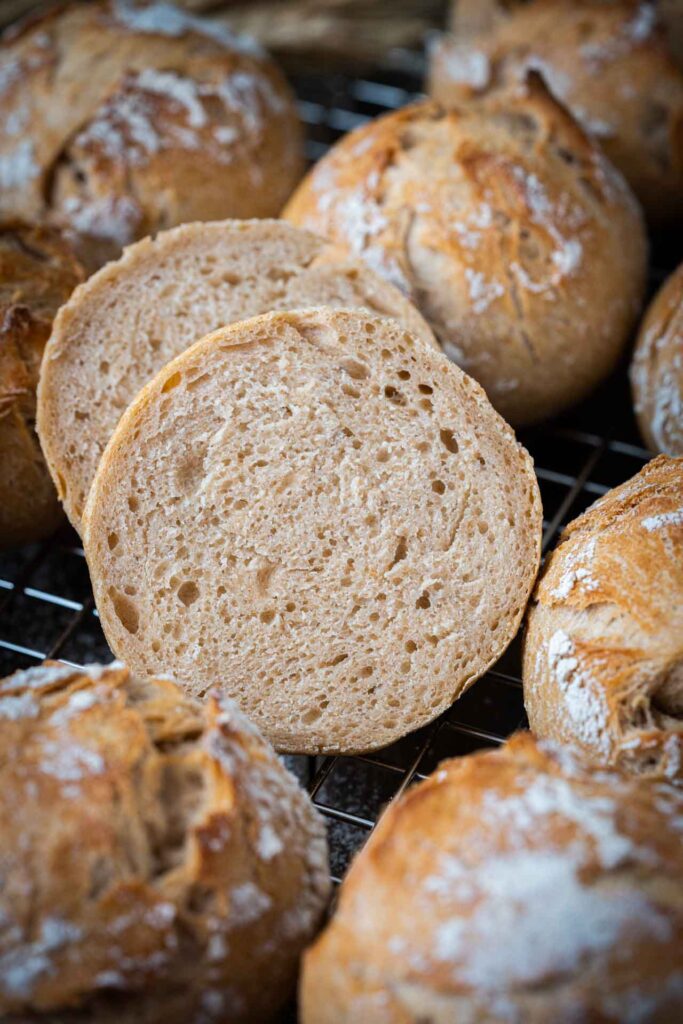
[0,660,330,1024]
[37,219,436,531]
[524,455,683,782]
[430,0,683,228]
[283,79,647,427]
[83,307,542,755]
[630,262,683,457]
[301,733,683,1024]
[0,1,303,270]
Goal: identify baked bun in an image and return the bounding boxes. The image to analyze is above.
[430,0,683,229]
[630,262,683,456]
[82,307,542,754]
[0,1,303,270]
[283,80,647,426]
[0,660,330,1023]
[301,732,683,1024]
[0,222,83,548]
[523,455,683,783]
[37,219,436,531]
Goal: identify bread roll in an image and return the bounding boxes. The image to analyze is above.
[430,0,683,228]
[0,660,330,1023]
[283,78,647,426]
[83,307,542,754]
[37,219,436,531]
[0,222,83,548]
[523,455,683,783]
[0,1,303,270]
[301,732,683,1024]
[631,263,683,456]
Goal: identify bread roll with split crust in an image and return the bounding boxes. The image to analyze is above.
[523,455,683,783]
[0,660,330,1023]
[300,732,683,1024]
[83,307,542,754]
[282,80,647,426]
[630,262,683,457]
[37,219,437,531]
[0,0,303,269]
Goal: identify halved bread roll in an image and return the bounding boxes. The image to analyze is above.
[83,307,542,754]
[37,219,436,531]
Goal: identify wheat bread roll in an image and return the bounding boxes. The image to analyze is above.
[0,222,83,548]
[300,732,683,1024]
[430,0,683,229]
[631,263,683,457]
[37,219,436,532]
[0,660,330,1023]
[83,307,542,754]
[523,455,683,783]
[282,78,647,427]
[0,0,303,270]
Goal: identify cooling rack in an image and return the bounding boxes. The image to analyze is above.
[0,57,660,895]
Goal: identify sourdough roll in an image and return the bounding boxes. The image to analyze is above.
[631,263,683,456]
[0,660,330,1024]
[0,1,303,269]
[523,456,683,782]
[301,733,683,1024]
[83,307,542,754]
[430,0,683,228]
[0,223,83,548]
[283,79,647,426]
[37,219,436,531]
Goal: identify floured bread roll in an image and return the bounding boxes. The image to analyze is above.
[430,0,683,228]
[301,732,683,1024]
[283,78,647,426]
[37,219,436,531]
[83,307,542,754]
[0,0,303,269]
[523,455,683,783]
[631,262,683,456]
[0,660,330,1023]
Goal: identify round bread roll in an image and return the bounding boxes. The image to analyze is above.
[300,732,683,1024]
[282,78,647,427]
[37,219,436,531]
[82,307,542,755]
[0,660,330,1023]
[430,0,683,229]
[630,263,683,456]
[0,1,303,270]
[523,455,683,783]
[0,222,83,549]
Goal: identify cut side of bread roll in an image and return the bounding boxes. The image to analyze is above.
[83,308,542,755]
[37,219,437,531]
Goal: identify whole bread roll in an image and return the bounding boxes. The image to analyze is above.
[283,78,647,427]
[37,219,436,531]
[0,222,83,548]
[430,0,683,229]
[0,0,303,270]
[523,455,683,783]
[0,660,330,1023]
[82,307,542,754]
[301,732,683,1024]
[631,262,683,456]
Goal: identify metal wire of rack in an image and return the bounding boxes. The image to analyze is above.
[0,57,660,893]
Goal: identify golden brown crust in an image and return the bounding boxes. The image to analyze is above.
[0,660,330,1023]
[0,222,83,548]
[430,0,683,228]
[301,732,683,1024]
[283,83,647,426]
[523,455,683,782]
[0,1,304,270]
[631,263,683,456]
